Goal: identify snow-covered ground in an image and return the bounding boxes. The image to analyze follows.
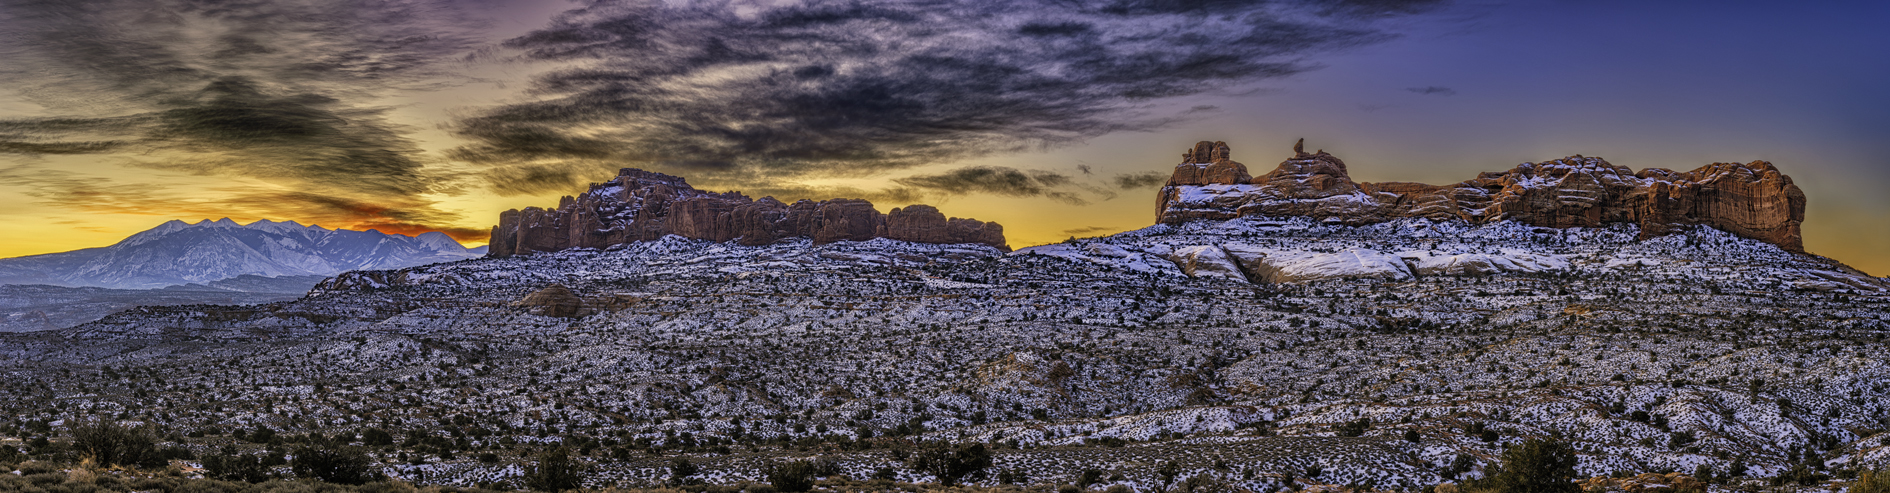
[0,217,1884,489]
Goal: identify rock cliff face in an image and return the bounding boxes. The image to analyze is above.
[1157,140,1807,251]
[489,169,1008,256]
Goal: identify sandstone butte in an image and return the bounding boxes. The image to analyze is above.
[487,169,1009,256]
[1157,139,1807,252]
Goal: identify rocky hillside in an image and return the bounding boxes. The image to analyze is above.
[0,144,1883,491]
[1157,140,1806,251]
[488,169,1008,256]
[0,276,322,332]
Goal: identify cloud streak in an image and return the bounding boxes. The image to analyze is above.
[453,0,1446,194]
[1062,226,1122,237]
[1112,171,1171,190]
[1406,86,1457,96]
[895,166,1089,205]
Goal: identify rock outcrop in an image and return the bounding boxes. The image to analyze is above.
[515,284,584,318]
[489,169,1008,256]
[1156,140,1807,251]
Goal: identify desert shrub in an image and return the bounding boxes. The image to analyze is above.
[1157,461,1182,485]
[768,460,820,493]
[67,418,165,468]
[909,442,990,487]
[1475,438,1578,493]
[1336,418,1371,437]
[360,428,395,447]
[290,444,375,485]
[1853,469,1890,493]
[243,426,279,445]
[202,451,274,483]
[523,448,585,492]
[669,457,701,486]
[18,461,61,475]
[25,472,65,486]
[1172,473,1234,493]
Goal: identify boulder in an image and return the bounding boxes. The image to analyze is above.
[1164,245,1247,282]
[516,284,584,318]
[1222,245,1412,283]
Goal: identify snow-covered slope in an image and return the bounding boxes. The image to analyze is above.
[1018,216,1885,293]
[2,216,1886,488]
[0,218,482,289]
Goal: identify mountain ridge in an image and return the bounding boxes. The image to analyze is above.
[0,218,483,289]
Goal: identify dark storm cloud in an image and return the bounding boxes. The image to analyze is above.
[453,0,1446,195]
[0,0,487,231]
[1112,171,1171,189]
[1406,86,1457,96]
[896,166,1089,205]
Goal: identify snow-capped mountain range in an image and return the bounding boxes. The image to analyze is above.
[0,218,485,289]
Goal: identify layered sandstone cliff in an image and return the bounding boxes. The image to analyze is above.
[488,169,1008,256]
[1157,140,1806,251]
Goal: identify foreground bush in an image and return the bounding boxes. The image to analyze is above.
[909,442,991,487]
[1474,438,1579,493]
[766,459,819,493]
[66,418,165,469]
[522,447,585,492]
[291,444,376,485]
[1856,468,1890,493]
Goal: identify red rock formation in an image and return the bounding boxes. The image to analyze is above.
[488,169,1009,256]
[882,205,1007,247]
[1155,141,1807,251]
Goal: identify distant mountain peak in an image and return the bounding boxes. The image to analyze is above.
[0,218,482,289]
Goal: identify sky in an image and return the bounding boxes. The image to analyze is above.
[1,0,1885,275]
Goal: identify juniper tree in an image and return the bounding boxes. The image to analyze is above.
[1477,438,1578,493]
[768,459,819,492]
[67,418,164,469]
[910,442,990,487]
[289,444,375,485]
